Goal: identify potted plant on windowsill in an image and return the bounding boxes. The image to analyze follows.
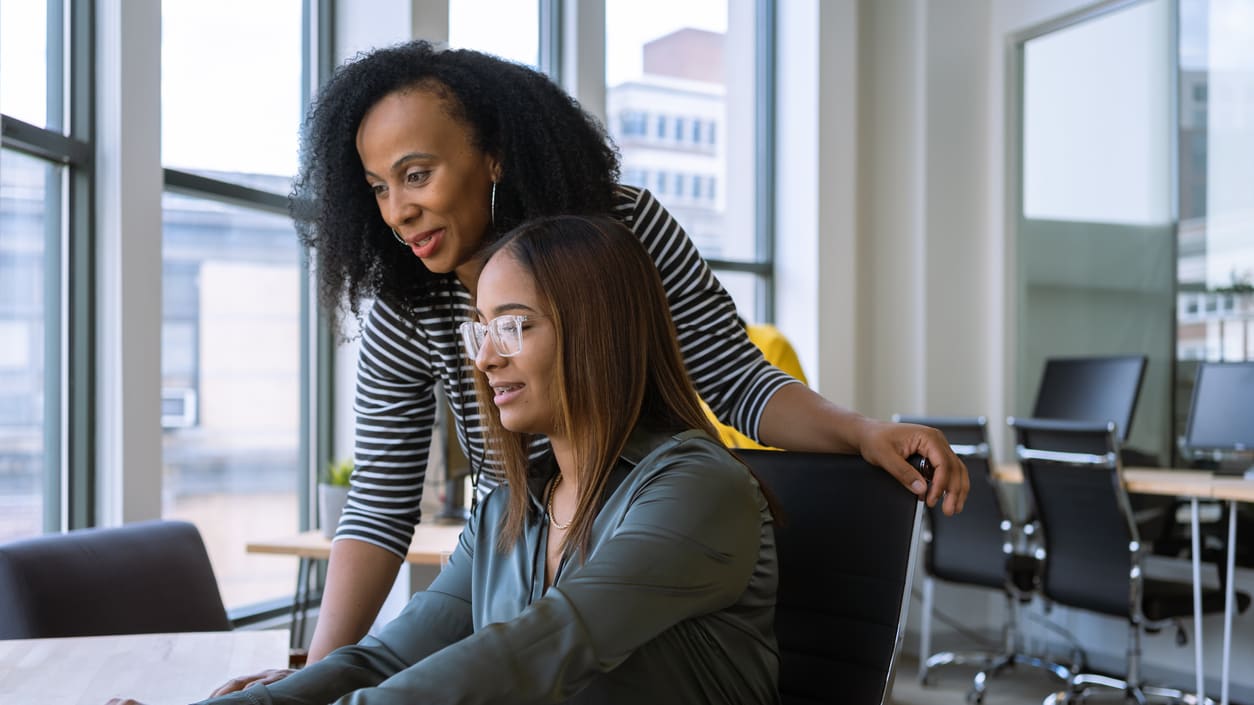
[319,459,353,540]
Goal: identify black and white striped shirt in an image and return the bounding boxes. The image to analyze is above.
[337,185,799,557]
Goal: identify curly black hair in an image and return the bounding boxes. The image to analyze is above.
[291,40,621,326]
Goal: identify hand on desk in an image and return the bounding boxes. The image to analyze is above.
[209,668,295,697]
[101,667,294,705]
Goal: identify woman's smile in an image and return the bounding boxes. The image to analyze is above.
[490,381,526,405]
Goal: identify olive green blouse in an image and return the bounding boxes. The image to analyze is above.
[205,428,779,705]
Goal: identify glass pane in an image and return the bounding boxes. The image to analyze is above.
[606,0,762,316]
[449,0,539,68]
[161,192,301,608]
[715,269,765,326]
[1016,0,1175,464]
[1022,1,1171,225]
[0,149,58,541]
[161,0,302,189]
[0,0,50,128]
[1174,0,1254,448]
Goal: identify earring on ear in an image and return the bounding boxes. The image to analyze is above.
[391,228,406,246]
[490,181,497,228]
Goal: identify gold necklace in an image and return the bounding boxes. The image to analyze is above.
[547,473,572,530]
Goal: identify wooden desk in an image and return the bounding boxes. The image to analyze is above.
[994,464,1215,496]
[0,630,287,705]
[246,524,465,565]
[247,524,464,650]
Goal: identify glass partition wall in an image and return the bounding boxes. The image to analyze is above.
[1014,0,1175,464]
[1015,0,1254,465]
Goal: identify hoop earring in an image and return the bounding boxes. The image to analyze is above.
[391,228,406,246]
[490,181,497,228]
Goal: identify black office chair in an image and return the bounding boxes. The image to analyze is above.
[736,450,925,705]
[894,416,1073,701]
[0,519,231,639]
[1009,417,1251,705]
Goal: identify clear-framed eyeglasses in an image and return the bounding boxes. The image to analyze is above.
[458,314,547,359]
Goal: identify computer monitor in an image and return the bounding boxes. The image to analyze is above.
[1031,355,1147,444]
[1185,362,1254,473]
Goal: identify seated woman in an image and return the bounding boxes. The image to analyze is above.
[179,215,778,704]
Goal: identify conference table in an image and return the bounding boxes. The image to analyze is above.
[0,629,288,705]
[996,464,1253,705]
[246,522,465,650]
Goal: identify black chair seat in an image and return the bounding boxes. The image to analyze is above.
[1140,577,1251,623]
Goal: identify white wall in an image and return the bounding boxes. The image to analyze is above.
[774,0,859,405]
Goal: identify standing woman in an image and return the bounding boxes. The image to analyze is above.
[221,40,967,689]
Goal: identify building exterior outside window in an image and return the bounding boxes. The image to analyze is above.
[608,27,727,257]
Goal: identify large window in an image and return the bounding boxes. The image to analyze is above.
[605,0,772,321]
[160,0,307,609]
[1,0,88,541]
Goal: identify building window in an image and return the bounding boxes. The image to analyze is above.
[674,117,686,142]
[620,110,648,137]
[655,114,668,140]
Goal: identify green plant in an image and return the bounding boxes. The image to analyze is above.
[324,458,353,486]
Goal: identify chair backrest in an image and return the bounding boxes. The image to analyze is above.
[1009,417,1139,618]
[0,519,231,639]
[1031,354,1147,445]
[893,416,1013,591]
[736,450,923,705]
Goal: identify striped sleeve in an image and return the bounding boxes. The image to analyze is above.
[614,185,800,444]
[335,298,440,558]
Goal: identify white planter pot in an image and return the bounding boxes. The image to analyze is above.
[319,483,350,540]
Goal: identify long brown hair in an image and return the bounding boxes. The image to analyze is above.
[472,216,719,556]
